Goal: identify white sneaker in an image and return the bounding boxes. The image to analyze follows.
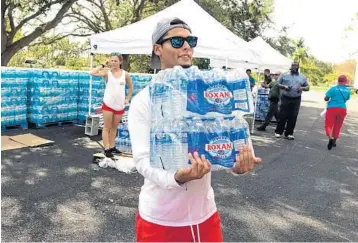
[275,133,281,138]
[285,135,294,140]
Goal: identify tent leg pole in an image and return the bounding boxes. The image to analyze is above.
[88,53,94,115]
[251,91,259,134]
[251,67,260,134]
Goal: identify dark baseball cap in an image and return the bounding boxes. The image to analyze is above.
[150,17,192,69]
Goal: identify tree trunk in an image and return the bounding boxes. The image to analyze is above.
[1,44,21,66]
[122,54,130,71]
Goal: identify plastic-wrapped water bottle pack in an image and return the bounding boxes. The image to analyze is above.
[254,88,271,121]
[115,122,132,153]
[150,66,253,119]
[128,73,153,98]
[1,68,28,127]
[78,72,105,123]
[149,66,254,171]
[150,116,251,171]
[27,70,78,125]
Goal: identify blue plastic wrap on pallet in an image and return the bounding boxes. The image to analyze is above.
[27,69,79,125]
[1,68,29,127]
[255,88,273,121]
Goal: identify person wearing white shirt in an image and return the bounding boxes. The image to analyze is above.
[90,53,133,158]
[128,17,262,242]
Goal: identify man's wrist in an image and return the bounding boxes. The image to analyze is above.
[174,172,185,185]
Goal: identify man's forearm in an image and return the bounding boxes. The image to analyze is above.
[278,84,286,89]
[302,86,310,91]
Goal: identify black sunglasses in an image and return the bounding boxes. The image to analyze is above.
[157,36,198,49]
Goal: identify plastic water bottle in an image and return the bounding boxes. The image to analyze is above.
[186,66,204,116]
[162,121,175,170]
[241,118,251,147]
[150,120,163,168]
[150,70,171,119]
[188,117,206,156]
[170,66,188,119]
[171,118,189,169]
[231,117,251,153]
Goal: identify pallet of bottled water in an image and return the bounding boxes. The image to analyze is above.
[116,123,132,153]
[1,68,28,131]
[254,88,270,121]
[149,66,254,171]
[78,72,105,124]
[27,70,78,127]
[129,73,153,98]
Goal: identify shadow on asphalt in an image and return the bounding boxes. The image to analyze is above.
[1,105,358,241]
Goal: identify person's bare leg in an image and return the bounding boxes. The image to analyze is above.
[110,113,123,149]
[102,110,114,150]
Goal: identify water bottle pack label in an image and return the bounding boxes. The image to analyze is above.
[232,79,250,112]
[189,132,235,167]
[118,124,130,139]
[187,79,234,115]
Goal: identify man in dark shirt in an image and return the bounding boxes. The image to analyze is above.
[262,69,272,87]
[257,71,281,131]
[274,62,310,140]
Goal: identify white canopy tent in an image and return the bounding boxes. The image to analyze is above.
[248,36,293,72]
[211,36,293,73]
[89,0,260,64]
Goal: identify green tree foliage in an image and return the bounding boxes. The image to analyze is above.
[8,37,88,68]
[1,0,77,66]
[300,61,324,86]
[265,26,295,58]
[223,0,273,41]
[291,38,310,65]
[65,57,90,70]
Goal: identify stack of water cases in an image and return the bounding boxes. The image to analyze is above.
[149,66,254,171]
[129,73,153,97]
[27,70,78,127]
[1,68,28,130]
[78,72,105,124]
[115,121,132,153]
[254,88,271,121]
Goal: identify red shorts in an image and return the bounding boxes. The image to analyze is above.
[135,211,223,242]
[102,103,125,115]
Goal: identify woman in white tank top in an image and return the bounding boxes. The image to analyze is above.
[90,53,133,158]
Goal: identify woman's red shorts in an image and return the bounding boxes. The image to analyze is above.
[102,103,125,115]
